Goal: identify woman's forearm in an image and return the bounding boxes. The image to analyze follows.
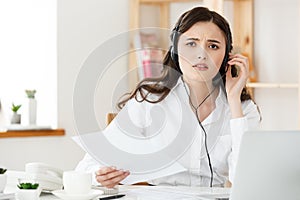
[228,97,243,118]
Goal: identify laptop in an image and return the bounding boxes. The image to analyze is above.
[230,130,300,200]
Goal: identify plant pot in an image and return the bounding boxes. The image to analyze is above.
[15,188,41,200]
[11,113,21,124]
[28,98,37,125]
[0,174,7,192]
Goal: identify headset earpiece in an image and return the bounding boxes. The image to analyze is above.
[170,24,180,68]
[170,27,179,63]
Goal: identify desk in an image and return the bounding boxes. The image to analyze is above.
[37,185,230,200]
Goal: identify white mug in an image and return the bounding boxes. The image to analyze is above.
[63,171,92,195]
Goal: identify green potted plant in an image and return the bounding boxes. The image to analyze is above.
[16,182,41,200]
[25,90,36,99]
[11,103,22,124]
[0,168,7,193]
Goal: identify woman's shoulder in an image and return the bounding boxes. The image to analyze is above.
[217,87,257,109]
[128,78,183,105]
[241,99,257,109]
[218,88,259,115]
[240,99,260,118]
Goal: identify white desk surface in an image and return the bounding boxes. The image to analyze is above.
[4,185,230,200]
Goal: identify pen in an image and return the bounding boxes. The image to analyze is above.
[99,194,126,200]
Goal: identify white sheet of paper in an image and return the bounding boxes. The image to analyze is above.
[120,161,186,184]
[72,134,187,184]
[71,95,202,185]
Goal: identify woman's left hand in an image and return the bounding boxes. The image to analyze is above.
[225,54,249,100]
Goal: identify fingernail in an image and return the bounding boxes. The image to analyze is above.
[111,166,116,170]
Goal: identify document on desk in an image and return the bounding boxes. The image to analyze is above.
[125,186,231,200]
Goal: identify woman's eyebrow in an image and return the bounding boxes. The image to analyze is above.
[186,37,199,41]
[186,38,221,44]
[207,39,221,43]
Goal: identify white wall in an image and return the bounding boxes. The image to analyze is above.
[253,0,299,130]
[57,0,129,169]
[0,0,57,127]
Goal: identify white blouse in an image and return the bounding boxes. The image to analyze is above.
[76,78,261,187]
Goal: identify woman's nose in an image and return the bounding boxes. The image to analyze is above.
[198,55,207,60]
[197,46,207,60]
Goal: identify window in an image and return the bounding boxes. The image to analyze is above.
[0,0,57,127]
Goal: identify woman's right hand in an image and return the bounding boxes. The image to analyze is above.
[95,166,130,188]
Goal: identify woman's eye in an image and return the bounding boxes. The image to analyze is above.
[186,42,196,47]
[209,44,219,49]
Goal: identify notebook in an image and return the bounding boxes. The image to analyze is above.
[230,130,300,200]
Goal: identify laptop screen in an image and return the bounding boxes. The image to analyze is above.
[230,130,300,200]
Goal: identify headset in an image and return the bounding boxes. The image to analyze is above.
[170,14,233,187]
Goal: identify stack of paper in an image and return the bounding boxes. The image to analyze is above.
[0,193,15,200]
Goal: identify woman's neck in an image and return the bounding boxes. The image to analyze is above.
[182,76,216,102]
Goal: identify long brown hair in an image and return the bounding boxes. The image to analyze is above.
[118,7,252,109]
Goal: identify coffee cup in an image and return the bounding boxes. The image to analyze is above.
[63,171,92,195]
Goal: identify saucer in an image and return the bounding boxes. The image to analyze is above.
[52,189,104,200]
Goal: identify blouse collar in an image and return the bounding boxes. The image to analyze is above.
[172,76,228,125]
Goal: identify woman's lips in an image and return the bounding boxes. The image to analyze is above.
[193,64,208,71]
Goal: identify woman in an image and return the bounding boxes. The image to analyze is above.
[76,7,260,188]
